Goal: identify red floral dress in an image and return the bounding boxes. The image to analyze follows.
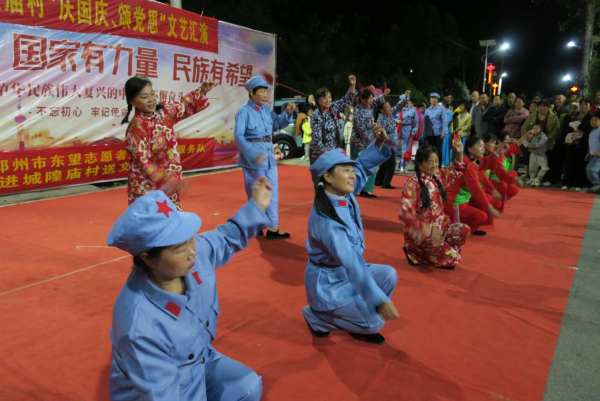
[399,161,471,267]
[125,88,209,210]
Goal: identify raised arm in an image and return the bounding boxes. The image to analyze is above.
[353,128,391,193]
[162,79,215,125]
[197,199,269,269]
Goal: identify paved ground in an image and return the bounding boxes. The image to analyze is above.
[543,196,600,401]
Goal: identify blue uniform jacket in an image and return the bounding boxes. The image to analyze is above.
[424,104,448,136]
[305,142,391,313]
[399,106,418,138]
[234,100,292,170]
[109,200,269,401]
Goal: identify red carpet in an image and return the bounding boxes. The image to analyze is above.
[0,165,594,400]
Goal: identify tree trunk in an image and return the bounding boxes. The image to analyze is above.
[582,0,600,96]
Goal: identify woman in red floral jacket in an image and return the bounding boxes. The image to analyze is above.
[399,140,470,269]
[121,76,215,210]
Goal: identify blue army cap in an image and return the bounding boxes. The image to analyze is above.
[244,76,272,92]
[429,93,440,99]
[310,148,359,181]
[107,191,201,256]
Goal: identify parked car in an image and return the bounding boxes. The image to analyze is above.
[272,98,346,159]
[272,98,306,159]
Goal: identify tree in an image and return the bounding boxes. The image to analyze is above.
[534,0,600,96]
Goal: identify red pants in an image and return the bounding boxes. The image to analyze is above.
[445,196,494,232]
[491,180,519,212]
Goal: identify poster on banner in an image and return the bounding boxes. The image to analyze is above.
[0,2,277,195]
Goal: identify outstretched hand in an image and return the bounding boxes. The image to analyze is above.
[488,204,502,218]
[201,78,216,93]
[377,302,399,321]
[252,177,272,212]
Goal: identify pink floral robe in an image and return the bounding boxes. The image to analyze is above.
[125,88,209,210]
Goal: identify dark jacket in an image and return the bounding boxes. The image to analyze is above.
[482,105,507,135]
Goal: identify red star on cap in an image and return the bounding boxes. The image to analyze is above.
[156,200,173,218]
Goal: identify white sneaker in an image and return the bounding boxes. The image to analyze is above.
[526,179,534,186]
[400,168,404,173]
[542,181,551,187]
[561,186,568,190]
[575,187,582,191]
[533,179,541,187]
[588,185,600,193]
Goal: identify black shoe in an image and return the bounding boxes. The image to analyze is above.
[382,185,396,189]
[349,332,385,344]
[304,317,330,338]
[360,192,377,198]
[375,182,382,186]
[403,247,421,266]
[472,230,487,236]
[266,230,291,239]
[257,230,264,236]
[436,265,456,270]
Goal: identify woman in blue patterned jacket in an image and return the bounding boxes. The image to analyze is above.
[309,75,358,188]
[351,88,403,197]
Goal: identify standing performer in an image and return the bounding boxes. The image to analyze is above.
[309,76,358,187]
[375,94,409,188]
[107,178,272,401]
[122,76,215,210]
[399,140,471,269]
[234,76,297,239]
[351,87,401,198]
[302,125,399,345]
[397,95,418,172]
[423,93,448,158]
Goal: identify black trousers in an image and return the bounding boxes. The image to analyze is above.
[544,146,564,184]
[562,145,589,188]
[426,135,443,158]
[375,150,396,187]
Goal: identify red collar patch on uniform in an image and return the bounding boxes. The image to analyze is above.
[192,271,202,285]
[156,200,173,217]
[254,106,261,111]
[165,301,181,317]
[338,200,348,207]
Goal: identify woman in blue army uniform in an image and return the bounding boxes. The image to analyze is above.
[423,93,448,158]
[234,76,297,239]
[309,75,358,187]
[107,178,272,400]
[302,123,399,345]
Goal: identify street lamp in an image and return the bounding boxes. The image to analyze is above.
[562,74,572,82]
[480,40,510,93]
[480,39,496,93]
[499,73,507,95]
[567,41,578,48]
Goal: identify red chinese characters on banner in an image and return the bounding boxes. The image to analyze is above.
[0,0,218,53]
[12,33,159,77]
[0,138,215,195]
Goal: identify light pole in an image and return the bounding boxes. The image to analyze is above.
[480,41,510,94]
[498,72,507,95]
[480,39,496,93]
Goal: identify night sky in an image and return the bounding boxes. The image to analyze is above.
[439,0,583,97]
[178,0,585,99]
